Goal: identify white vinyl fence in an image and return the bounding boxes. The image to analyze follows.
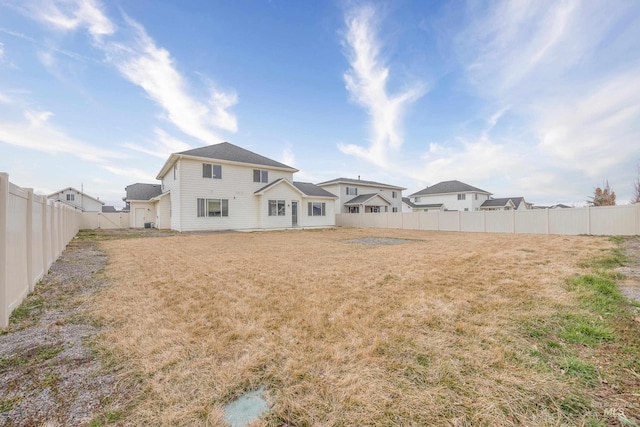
[81,212,130,229]
[337,205,640,236]
[0,173,82,328]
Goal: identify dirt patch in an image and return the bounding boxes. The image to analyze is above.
[0,234,133,427]
[617,236,640,302]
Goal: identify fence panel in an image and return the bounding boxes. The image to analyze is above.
[1,173,81,328]
[549,208,588,235]
[515,210,547,234]
[590,205,639,235]
[460,211,484,232]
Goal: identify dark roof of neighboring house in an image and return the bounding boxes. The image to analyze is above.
[316,177,406,190]
[101,205,118,213]
[409,180,491,197]
[402,197,417,208]
[481,198,515,207]
[344,193,391,206]
[125,183,163,201]
[177,142,296,170]
[292,182,338,198]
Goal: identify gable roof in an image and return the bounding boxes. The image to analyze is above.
[292,182,338,198]
[157,142,298,179]
[101,205,118,213]
[344,193,392,206]
[402,197,417,208]
[47,187,104,205]
[481,198,516,208]
[124,183,163,201]
[316,177,406,190]
[254,178,338,198]
[408,180,491,197]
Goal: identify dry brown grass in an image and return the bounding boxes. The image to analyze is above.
[90,228,614,426]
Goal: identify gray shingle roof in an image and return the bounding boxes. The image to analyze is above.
[402,197,416,208]
[125,183,163,201]
[409,180,491,197]
[481,197,525,208]
[316,177,405,190]
[293,182,338,198]
[344,193,390,206]
[178,142,296,170]
[413,203,444,208]
[101,206,118,213]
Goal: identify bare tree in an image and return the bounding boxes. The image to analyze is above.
[587,180,616,206]
[632,163,640,204]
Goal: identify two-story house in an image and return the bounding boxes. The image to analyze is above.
[47,187,104,212]
[154,142,337,231]
[407,180,492,212]
[316,177,405,214]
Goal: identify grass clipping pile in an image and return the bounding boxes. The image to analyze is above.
[89,228,638,426]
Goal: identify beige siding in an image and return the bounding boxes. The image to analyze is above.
[130,201,156,228]
[301,198,336,227]
[156,193,171,229]
[177,159,294,231]
[259,185,301,229]
[161,161,182,231]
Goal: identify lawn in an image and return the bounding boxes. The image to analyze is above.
[89,228,639,426]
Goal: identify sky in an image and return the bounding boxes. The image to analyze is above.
[1,0,639,208]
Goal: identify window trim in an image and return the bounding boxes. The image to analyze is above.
[346,187,358,196]
[253,169,268,183]
[457,194,466,200]
[308,202,326,216]
[202,163,222,179]
[268,200,286,216]
[197,198,229,217]
[66,194,75,201]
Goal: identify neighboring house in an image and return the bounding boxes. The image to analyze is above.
[47,187,104,212]
[480,197,531,211]
[123,183,163,228]
[101,205,118,213]
[316,177,405,213]
[533,204,572,209]
[407,180,492,212]
[154,142,337,231]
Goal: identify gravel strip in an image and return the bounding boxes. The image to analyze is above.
[0,234,130,427]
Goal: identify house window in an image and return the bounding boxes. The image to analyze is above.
[457,194,466,200]
[475,194,478,200]
[464,208,469,211]
[392,191,397,198]
[66,194,75,201]
[392,207,398,213]
[415,197,421,203]
[269,200,285,216]
[173,164,177,180]
[308,202,326,216]
[348,206,359,213]
[253,169,268,183]
[371,206,380,213]
[202,163,222,179]
[346,187,358,196]
[197,198,229,217]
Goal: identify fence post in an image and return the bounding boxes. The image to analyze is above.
[512,209,516,233]
[26,189,34,292]
[546,208,550,234]
[587,206,591,235]
[0,173,9,328]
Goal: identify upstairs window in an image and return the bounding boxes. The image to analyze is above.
[457,194,466,200]
[392,191,398,198]
[66,194,75,201]
[346,187,358,196]
[173,164,177,180]
[414,197,421,203]
[253,169,268,183]
[203,163,222,179]
[268,200,286,216]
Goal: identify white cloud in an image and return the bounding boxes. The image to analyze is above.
[122,128,193,159]
[29,0,114,39]
[0,41,4,59]
[102,16,238,144]
[101,165,156,183]
[339,4,426,167]
[0,109,125,163]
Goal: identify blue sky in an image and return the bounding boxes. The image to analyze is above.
[1,0,639,208]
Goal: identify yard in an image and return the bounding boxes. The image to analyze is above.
[87,228,640,426]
